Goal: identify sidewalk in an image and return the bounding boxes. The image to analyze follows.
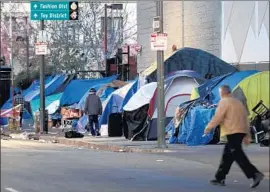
[2,128,193,153]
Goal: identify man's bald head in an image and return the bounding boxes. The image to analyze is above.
[219,85,231,98]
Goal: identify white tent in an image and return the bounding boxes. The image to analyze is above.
[123,82,157,112]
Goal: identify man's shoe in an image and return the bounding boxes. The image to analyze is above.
[209,179,225,186]
[250,172,264,188]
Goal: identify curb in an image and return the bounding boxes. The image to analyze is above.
[2,132,174,153]
[54,137,172,153]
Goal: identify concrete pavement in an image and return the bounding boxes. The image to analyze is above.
[1,140,269,192]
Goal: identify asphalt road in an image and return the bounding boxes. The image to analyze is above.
[1,140,269,192]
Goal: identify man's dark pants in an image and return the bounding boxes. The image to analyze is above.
[88,115,99,136]
[215,133,259,180]
[19,111,23,127]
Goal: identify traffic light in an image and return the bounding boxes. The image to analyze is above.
[69,1,79,20]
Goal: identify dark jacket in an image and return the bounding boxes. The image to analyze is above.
[84,93,102,115]
[14,94,24,112]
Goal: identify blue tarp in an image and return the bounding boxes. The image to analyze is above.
[76,83,107,110]
[30,93,63,115]
[165,71,260,146]
[99,80,138,125]
[209,70,259,103]
[147,47,238,82]
[166,105,216,146]
[1,75,66,125]
[60,75,118,106]
[24,74,67,102]
[99,87,115,102]
[198,71,259,104]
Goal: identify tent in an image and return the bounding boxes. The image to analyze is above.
[60,75,117,106]
[166,71,261,146]
[123,70,205,141]
[123,82,157,140]
[30,93,63,115]
[232,71,270,119]
[145,47,238,82]
[190,70,259,103]
[166,104,217,146]
[76,80,127,111]
[24,74,67,102]
[76,80,138,133]
[0,74,67,126]
[99,80,138,126]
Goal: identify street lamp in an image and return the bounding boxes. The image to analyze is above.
[104,4,123,77]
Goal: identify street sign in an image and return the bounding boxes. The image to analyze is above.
[35,42,48,55]
[30,1,79,20]
[150,33,168,51]
[153,16,160,32]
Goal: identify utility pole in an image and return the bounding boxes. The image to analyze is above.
[25,16,30,83]
[182,1,185,48]
[40,20,46,134]
[9,2,15,120]
[0,1,2,58]
[156,1,166,148]
[104,4,108,76]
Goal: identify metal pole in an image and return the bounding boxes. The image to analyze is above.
[0,1,2,58]
[104,4,108,76]
[156,1,166,148]
[181,1,184,48]
[9,2,15,120]
[40,20,46,134]
[127,45,130,81]
[25,16,30,84]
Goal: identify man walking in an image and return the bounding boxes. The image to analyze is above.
[84,88,102,136]
[204,85,264,188]
[14,90,24,128]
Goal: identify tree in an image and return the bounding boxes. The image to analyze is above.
[1,2,137,85]
[45,2,137,72]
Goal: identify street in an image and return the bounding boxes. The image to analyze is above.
[1,140,269,192]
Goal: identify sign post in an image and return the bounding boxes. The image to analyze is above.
[153,1,167,148]
[30,1,79,133]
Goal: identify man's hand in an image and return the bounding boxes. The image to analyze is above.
[204,128,211,136]
[243,135,251,146]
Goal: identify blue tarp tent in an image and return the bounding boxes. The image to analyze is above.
[197,70,259,103]
[0,74,67,126]
[166,105,216,146]
[24,74,67,102]
[76,80,138,133]
[99,80,138,125]
[147,47,238,82]
[30,93,63,115]
[76,84,109,111]
[166,70,259,146]
[60,75,118,106]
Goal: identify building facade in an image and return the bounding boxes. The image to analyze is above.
[136,1,269,73]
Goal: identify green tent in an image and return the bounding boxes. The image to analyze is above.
[232,71,269,119]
